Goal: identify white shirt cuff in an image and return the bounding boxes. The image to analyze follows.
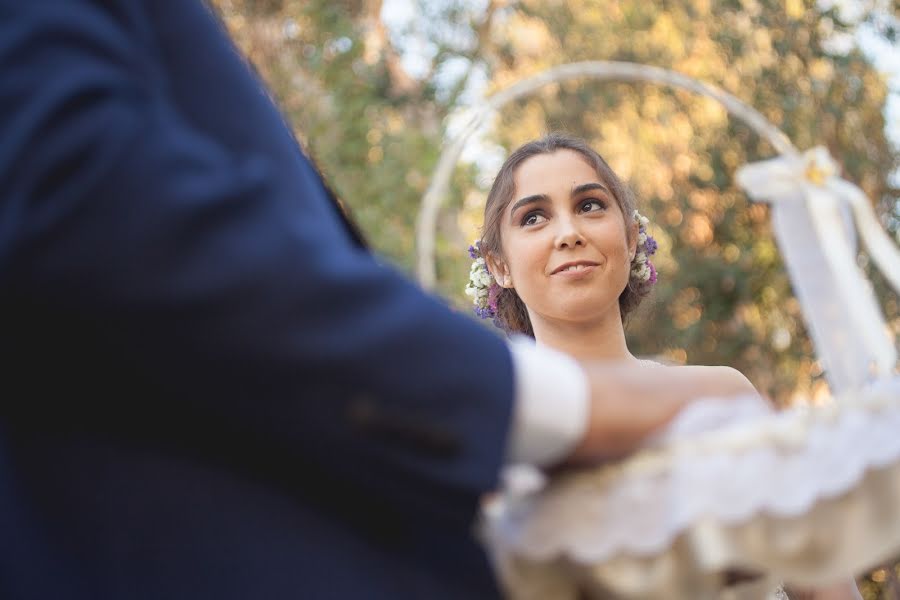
[505,337,590,466]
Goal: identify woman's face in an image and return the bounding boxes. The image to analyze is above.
[491,149,637,326]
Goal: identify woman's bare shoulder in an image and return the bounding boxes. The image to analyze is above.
[679,365,757,395]
[641,360,758,395]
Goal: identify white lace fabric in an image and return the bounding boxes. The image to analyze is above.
[484,377,900,599]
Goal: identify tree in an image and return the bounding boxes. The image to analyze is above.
[210,0,501,275]
[473,0,899,403]
[209,0,898,412]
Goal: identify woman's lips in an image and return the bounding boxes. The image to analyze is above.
[551,262,600,277]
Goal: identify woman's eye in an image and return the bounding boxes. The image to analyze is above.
[522,212,547,226]
[580,199,607,213]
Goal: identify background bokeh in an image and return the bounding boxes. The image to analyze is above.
[210,0,900,595]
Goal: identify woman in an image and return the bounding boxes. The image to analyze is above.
[468,133,745,374]
[467,133,861,599]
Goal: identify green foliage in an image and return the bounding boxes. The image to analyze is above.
[211,0,493,273]
[485,0,898,402]
[210,0,899,400]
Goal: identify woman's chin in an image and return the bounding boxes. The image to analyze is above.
[543,302,621,326]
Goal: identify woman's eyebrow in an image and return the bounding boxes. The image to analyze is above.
[509,193,549,221]
[571,182,610,196]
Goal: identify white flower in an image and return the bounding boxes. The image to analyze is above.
[632,209,649,227]
[631,263,650,281]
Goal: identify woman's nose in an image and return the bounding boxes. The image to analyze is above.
[554,217,586,249]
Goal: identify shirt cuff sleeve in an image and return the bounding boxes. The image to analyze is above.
[505,337,590,467]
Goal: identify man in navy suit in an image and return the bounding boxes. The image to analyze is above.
[0,2,753,598]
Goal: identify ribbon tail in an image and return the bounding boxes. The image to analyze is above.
[772,202,870,392]
[803,186,897,382]
[831,178,900,296]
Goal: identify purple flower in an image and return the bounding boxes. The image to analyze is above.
[644,235,658,256]
[648,261,657,284]
[487,283,500,314]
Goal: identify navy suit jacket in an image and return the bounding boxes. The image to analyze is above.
[0,1,515,598]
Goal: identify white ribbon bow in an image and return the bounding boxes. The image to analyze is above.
[736,147,898,393]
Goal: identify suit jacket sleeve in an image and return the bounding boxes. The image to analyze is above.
[0,0,515,521]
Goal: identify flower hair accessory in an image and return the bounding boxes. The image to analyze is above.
[465,241,501,320]
[631,210,658,285]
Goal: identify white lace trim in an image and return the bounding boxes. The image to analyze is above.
[484,377,900,597]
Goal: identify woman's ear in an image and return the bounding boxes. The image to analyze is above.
[628,219,640,261]
[485,253,514,288]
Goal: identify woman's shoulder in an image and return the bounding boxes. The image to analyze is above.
[681,365,757,395]
[687,365,754,388]
[640,360,758,395]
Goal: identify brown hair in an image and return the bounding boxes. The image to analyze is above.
[480,132,650,336]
